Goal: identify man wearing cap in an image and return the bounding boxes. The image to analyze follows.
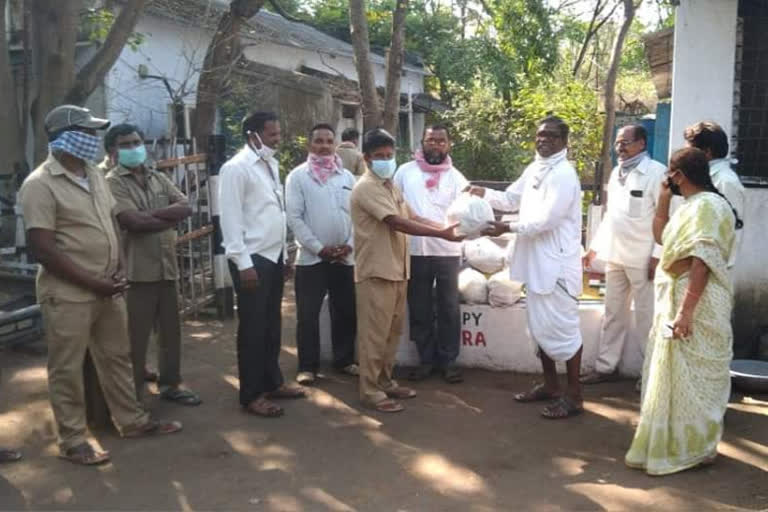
[105,124,201,407]
[19,105,182,466]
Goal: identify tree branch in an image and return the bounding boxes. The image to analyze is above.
[65,0,147,105]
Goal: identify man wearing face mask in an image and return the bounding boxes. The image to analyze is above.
[471,116,584,420]
[683,121,745,271]
[219,112,306,418]
[105,124,201,407]
[19,105,182,466]
[351,128,463,413]
[580,125,666,387]
[285,123,358,386]
[393,124,468,384]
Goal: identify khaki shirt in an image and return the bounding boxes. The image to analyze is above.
[350,171,411,282]
[336,143,366,176]
[106,165,186,282]
[96,156,114,174]
[19,155,121,302]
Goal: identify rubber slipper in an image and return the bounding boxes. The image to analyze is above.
[267,386,307,399]
[338,364,359,376]
[385,387,417,400]
[579,371,619,385]
[406,364,434,381]
[160,388,202,406]
[369,399,404,413]
[123,420,183,438]
[0,449,23,464]
[443,366,464,384]
[59,443,110,466]
[541,396,583,420]
[243,398,284,418]
[514,383,561,403]
[296,372,316,386]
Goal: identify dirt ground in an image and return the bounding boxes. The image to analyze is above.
[1,286,767,512]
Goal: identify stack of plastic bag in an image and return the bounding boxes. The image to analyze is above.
[458,268,488,304]
[445,193,494,239]
[487,270,523,307]
[463,237,506,274]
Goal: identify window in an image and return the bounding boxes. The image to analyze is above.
[733,0,768,181]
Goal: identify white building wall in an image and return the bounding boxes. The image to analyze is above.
[668,0,738,152]
[105,15,211,138]
[671,0,768,357]
[104,15,426,140]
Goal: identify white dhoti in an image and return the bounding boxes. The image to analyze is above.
[526,279,582,362]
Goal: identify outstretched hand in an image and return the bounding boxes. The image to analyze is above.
[481,221,509,237]
[439,223,465,242]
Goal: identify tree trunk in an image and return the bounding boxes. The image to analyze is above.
[0,0,25,178]
[30,1,79,164]
[28,0,147,163]
[66,0,148,105]
[572,0,619,77]
[192,0,266,144]
[349,0,381,131]
[599,0,637,185]
[382,0,408,137]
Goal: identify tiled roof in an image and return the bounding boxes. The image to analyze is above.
[143,0,426,74]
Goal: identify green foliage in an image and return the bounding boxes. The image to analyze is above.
[219,81,307,181]
[442,72,601,182]
[306,0,556,98]
[82,8,145,50]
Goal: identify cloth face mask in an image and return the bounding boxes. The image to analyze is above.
[49,131,101,162]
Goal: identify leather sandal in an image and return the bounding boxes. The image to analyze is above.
[123,419,183,438]
[59,443,110,466]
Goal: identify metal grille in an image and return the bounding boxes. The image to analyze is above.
[733,1,768,181]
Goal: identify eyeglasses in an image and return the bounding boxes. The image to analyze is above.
[423,138,448,146]
[614,140,637,148]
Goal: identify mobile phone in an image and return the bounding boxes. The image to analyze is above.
[663,323,675,339]
[630,190,643,198]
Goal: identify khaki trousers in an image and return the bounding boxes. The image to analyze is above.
[41,295,149,452]
[595,263,654,374]
[126,281,182,399]
[356,278,407,405]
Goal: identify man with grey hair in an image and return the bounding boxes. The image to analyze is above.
[582,124,666,387]
[19,105,182,466]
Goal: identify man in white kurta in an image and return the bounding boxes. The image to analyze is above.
[684,121,746,270]
[473,116,584,419]
[582,125,666,384]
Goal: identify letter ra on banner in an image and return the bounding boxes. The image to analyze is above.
[461,330,487,346]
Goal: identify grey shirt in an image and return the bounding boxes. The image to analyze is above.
[285,162,356,266]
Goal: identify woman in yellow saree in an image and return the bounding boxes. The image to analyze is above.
[625,147,743,476]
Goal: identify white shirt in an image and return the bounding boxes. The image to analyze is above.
[393,160,469,257]
[285,162,356,266]
[590,155,666,269]
[486,153,583,296]
[219,145,286,270]
[709,158,745,268]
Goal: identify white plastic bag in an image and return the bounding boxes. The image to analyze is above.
[458,268,488,304]
[445,193,495,239]
[487,270,523,307]
[463,237,506,274]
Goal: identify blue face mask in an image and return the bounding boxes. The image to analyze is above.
[369,158,397,179]
[118,145,147,168]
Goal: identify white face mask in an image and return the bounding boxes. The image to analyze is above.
[249,131,277,160]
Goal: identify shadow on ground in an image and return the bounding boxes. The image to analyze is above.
[1,286,767,511]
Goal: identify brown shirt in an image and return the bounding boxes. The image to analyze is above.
[350,171,411,282]
[336,143,366,176]
[106,165,186,282]
[19,155,121,302]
